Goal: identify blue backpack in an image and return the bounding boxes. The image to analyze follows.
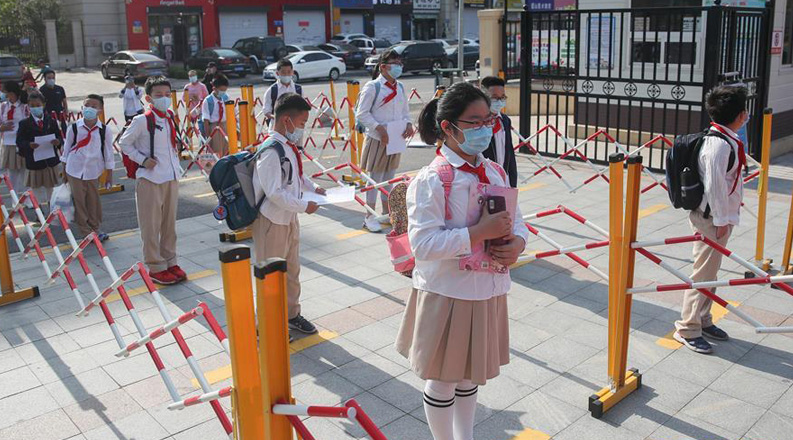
[209,138,292,230]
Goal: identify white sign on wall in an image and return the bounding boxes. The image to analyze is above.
[414,0,441,10]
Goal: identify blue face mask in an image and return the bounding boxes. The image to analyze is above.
[388,64,403,79]
[453,123,493,156]
[490,99,506,114]
[30,107,44,118]
[152,96,171,112]
[278,75,292,85]
[82,107,98,121]
[286,119,304,144]
[216,91,229,102]
[0,93,5,102]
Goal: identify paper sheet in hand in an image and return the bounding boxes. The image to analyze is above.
[386,121,407,155]
[302,186,356,206]
[33,134,57,162]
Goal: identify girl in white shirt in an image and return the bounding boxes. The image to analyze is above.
[0,81,30,193]
[355,49,414,232]
[395,82,529,440]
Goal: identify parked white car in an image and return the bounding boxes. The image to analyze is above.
[350,37,392,56]
[330,33,369,44]
[263,51,346,82]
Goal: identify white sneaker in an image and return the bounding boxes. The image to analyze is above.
[363,215,383,233]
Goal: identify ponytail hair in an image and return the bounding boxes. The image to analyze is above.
[417,82,490,145]
[372,49,402,80]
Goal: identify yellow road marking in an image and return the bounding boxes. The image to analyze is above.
[192,330,339,388]
[638,204,668,219]
[656,301,738,349]
[105,269,216,303]
[510,250,541,269]
[518,183,547,192]
[336,229,368,240]
[194,192,216,199]
[511,428,551,440]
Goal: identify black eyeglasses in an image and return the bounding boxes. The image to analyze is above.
[455,115,497,129]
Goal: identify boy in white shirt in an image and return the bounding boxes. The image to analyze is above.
[673,85,747,354]
[119,75,144,122]
[118,76,186,286]
[201,74,229,156]
[61,94,115,241]
[252,93,325,340]
[263,59,303,126]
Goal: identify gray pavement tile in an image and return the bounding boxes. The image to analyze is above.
[300,335,372,370]
[370,371,425,413]
[0,409,80,440]
[545,293,609,321]
[83,410,171,440]
[501,349,567,390]
[345,321,399,352]
[350,294,407,321]
[63,388,144,433]
[501,390,588,437]
[649,412,742,440]
[564,318,609,350]
[313,306,376,335]
[478,372,535,415]
[508,319,555,352]
[291,352,334,386]
[524,335,600,372]
[680,389,766,436]
[709,367,791,409]
[102,351,161,387]
[733,346,793,383]
[744,291,793,316]
[326,391,405,438]
[157,334,223,370]
[301,415,357,440]
[171,416,233,440]
[0,365,42,399]
[299,295,350,321]
[0,386,61,430]
[379,415,432,440]
[774,385,793,420]
[521,308,594,336]
[651,346,734,388]
[0,347,25,374]
[0,305,50,331]
[538,372,603,411]
[624,333,676,372]
[744,410,793,440]
[335,351,408,391]
[553,414,645,440]
[292,370,364,407]
[67,321,135,349]
[124,369,195,410]
[146,398,219,435]
[14,332,82,366]
[44,367,120,407]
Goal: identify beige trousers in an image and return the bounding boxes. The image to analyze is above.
[674,211,733,339]
[69,177,101,236]
[252,214,301,319]
[135,178,178,273]
[208,122,228,157]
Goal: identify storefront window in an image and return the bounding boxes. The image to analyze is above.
[148,12,202,63]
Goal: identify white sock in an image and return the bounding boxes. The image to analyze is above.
[453,380,478,440]
[423,380,456,440]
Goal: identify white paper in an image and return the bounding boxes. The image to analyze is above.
[33,134,57,162]
[386,121,408,156]
[302,186,356,206]
[2,130,15,145]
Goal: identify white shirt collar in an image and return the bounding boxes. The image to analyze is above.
[710,123,740,139]
[378,75,397,87]
[440,144,485,168]
[269,131,290,146]
[77,119,104,130]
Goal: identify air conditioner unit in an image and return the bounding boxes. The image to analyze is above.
[101,41,119,54]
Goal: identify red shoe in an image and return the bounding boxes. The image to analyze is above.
[168,265,187,282]
[149,269,180,285]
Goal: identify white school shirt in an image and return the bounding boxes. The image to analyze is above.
[201,94,226,124]
[262,81,298,116]
[0,101,29,146]
[118,110,182,184]
[119,87,144,116]
[698,124,744,227]
[407,145,530,301]
[61,119,115,180]
[253,132,319,226]
[355,75,411,141]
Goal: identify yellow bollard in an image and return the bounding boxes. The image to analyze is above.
[219,246,265,439]
[589,154,641,419]
[343,80,361,184]
[225,100,238,155]
[247,85,256,145]
[239,101,250,149]
[97,111,124,195]
[255,258,294,439]
[0,206,39,307]
[434,85,446,99]
[606,153,624,388]
[330,79,341,140]
[170,89,179,122]
[753,108,773,272]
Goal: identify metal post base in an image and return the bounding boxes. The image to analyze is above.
[0,286,40,307]
[99,184,125,195]
[588,368,641,419]
[219,228,253,243]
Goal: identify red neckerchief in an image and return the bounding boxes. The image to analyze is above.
[286,141,304,177]
[435,148,490,183]
[151,108,177,150]
[73,124,98,152]
[6,103,15,121]
[493,115,502,134]
[35,117,43,131]
[381,81,398,106]
[216,95,224,122]
[710,122,746,195]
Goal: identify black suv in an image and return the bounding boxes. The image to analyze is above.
[232,36,288,73]
[366,41,449,75]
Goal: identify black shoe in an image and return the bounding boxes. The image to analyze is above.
[289,334,294,343]
[288,314,317,335]
[702,325,729,341]
[674,332,713,354]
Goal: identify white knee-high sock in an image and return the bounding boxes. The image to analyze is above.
[453,380,478,440]
[424,380,456,440]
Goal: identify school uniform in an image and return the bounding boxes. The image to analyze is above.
[355,75,411,213]
[251,132,320,319]
[0,101,29,191]
[119,86,144,122]
[61,119,115,236]
[675,124,744,339]
[200,94,228,156]
[118,109,183,273]
[16,113,63,204]
[483,113,518,188]
[262,81,301,130]
[396,145,529,385]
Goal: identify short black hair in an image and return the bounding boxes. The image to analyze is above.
[145,76,172,95]
[274,93,311,120]
[43,69,55,78]
[3,80,22,97]
[373,49,401,80]
[276,59,293,71]
[85,94,104,106]
[27,91,45,103]
[207,62,217,68]
[705,85,747,125]
[418,82,490,144]
[480,76,505,89]
[212,74,229,88]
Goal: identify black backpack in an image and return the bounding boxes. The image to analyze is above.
[665,130,735,215]
[269,83,303,110]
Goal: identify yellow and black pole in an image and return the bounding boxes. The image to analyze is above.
[0,206,39,307]
[97,110,124,195]
[343,80,361,184]
[239,100,250,150]
[589,154,642,418]
[330,79,341,140]
[780,183,793,275]
[219,246,265,438]
[255,258,294,438]
[225,100,238,155]
[606,153,623,385]
[753,108,773,272]
[247,85,257,146]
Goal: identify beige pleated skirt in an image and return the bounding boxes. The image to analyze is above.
[0,143,24,170]
[361,137,400,173]
[26,165,61,189]
[395,289,510,386]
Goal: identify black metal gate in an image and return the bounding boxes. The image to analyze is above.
[518,2,773,171]
[0,26,47,65]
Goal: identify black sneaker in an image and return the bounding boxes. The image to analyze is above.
[289,334,294,343]
[702,325,729,341]
[288,314,317,335]
[674,332,713,354]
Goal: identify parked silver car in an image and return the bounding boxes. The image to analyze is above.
[0,54,25,84]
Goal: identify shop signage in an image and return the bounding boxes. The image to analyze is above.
[132,20,143,34]
[159,0,186,6]
[333,0,374,8]
[703,0,766,6]
[274,20,283,26]
[529,0,554,10]
[771,29,783,55]
[464,0,485,8]
[374,0,408,5]
[298,21,310,27]
[414,0,440,9]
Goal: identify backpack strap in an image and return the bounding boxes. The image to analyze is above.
[144,110,155,160]
[429,156,455,221]
[99,124,106,161]
[252,139,292,210]
[295,84,303,96]
[369,81,382,113]
[71,122,78,147]
[488,160,508,183]
[269,83,278,110]
[700,131,737,219]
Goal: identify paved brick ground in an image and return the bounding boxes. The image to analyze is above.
[1,153,793,440]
